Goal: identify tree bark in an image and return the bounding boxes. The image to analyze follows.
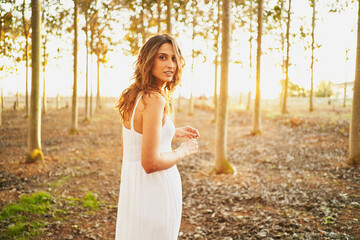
[23,0,30,118]
[90,54,93,117]
[85,3,90,121]
[96,54,101,111]
[213,0,220,121]
[42,38,47,114]
[344,49,349,107]
[166,0,172,34]
[281,0,291,114]
[70,0,79,134]
[56,93,60,110]
[214,0,234,174]
[246,0,253,111]
[189,0,196,116]
[157,0,161,33]
[309,0,315,112]
[349,2,360,166]
[27,0,43,162]
[251,0,263,135]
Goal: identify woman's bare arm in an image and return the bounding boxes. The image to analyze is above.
[141,93,197,174]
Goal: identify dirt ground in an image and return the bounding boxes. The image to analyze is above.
[0,97,359,239]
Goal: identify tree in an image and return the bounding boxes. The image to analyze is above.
[70,0,79,134]
[214,0,234,174]
[349,1,360,166]
[213,0,221,120]
[251,0,263,135]
[81,0,92,121]
[1,2,15,126]
[309,0,316,112]
[166,0,172,34]
[246,0,255,111]
[344,48,349,107]
[22,0,30,118]
[27,0,43,162]
[281,0,291,114]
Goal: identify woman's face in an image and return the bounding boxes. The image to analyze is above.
[151,43,177,88]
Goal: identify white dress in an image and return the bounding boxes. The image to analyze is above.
[115,95,182,240]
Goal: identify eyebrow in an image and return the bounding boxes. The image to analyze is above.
[158,52,175,56]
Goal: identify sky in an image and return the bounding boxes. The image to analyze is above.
[1,0,358,100]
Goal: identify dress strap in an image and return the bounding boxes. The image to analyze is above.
[131,94,143,130]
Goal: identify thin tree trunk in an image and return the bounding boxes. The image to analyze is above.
[23,0,30,118]
[96,54,101,111]
[166,0,172,34]
[42,38,47,114]
[16,89,19,110]
[1,78,3,109]
[214,0,234,174]
[90,54,93,117]
[0,87,2,127]
[246,0,253,111]
[344,49,349,107]
[56,93,60,110]
[25,37,29,117]
[349,2,360,166]
[189,0,196,116]
[281,0,291,114]
[70,0,79,134]
[28,0,43,162]
[157,0,161,33]
[251,0,263,135]
[213,0,220,120]
[309,0,315,112]
[279,0,285,107]
[85,4,90,121]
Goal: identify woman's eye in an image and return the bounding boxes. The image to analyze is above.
[160,56,166,60]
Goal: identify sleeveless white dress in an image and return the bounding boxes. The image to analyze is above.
[115,95,182,240]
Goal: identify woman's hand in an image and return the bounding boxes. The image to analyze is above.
[175,126,200,140]
[174,139,199,159]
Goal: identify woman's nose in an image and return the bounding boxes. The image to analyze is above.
[167,59,175,68]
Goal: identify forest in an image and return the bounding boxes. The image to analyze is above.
[0,0,360,239]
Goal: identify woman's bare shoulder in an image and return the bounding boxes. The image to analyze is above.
[142,91,165,107]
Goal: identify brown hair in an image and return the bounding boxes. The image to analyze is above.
[115,34,184,123]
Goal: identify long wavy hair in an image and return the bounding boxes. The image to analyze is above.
[115,34,184,123]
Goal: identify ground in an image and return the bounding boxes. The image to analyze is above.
[0,97,359,239]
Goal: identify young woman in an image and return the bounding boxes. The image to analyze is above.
[115,34,199,239]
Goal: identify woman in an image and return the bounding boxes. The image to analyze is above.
[115,34,199,239]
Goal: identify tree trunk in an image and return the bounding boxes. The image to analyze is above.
[0,85,2,127]
[90,54,93,117]
[251,0,263,135]
[246,0,253,111]
[213,0,220,121]
[85,4,90,121]
[157,0,161,33]
[349,2,360,166]
[214,0,234,174]
[42,38,47,114]
[281,0,291,114]
[166,0,172,34]
[23,0,30,118]
[27,0,43,163]
[309,0,315,112]
[344,49,349,107]
[70,0,79,134]
[56,93,60,110]
[16,89,19,110]
[189,0,196,116]
[96,54,101,111]
[279,0,285,107]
